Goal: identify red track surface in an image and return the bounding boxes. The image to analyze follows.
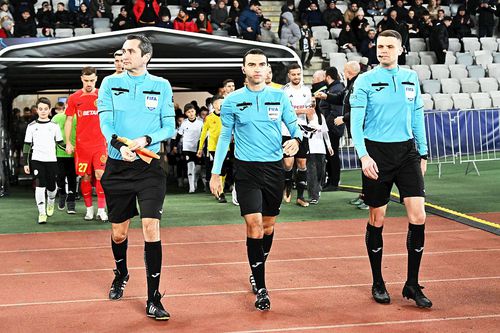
[0,214,499,333]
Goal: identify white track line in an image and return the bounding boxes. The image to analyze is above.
[0,276,498,308]
[0,228,476,254]
[0,248,498,277]
[225,314,500,333]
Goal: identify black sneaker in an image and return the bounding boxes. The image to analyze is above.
[402,283,433,308]
[67,201,76,214]
[108,269,129,300]
[255,288,271,311]
[58,193,67,210]
[146,290,170,320]
[249,274,258,294]
[217,193,227,203]
[372,281,391,304]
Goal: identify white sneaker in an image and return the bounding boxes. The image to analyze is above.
[96,209,108,222]
[84,206,94,220]
[232,187,239,206]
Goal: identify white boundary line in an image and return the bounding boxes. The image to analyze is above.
[0,228,477,254]
[0,248,498,277]
[225,314,500,333]
[0,276,498,308]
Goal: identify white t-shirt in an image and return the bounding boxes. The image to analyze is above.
[178,118,203,152]
[24,120,63,162]
[308,114,329,155]
[282,83,312,136]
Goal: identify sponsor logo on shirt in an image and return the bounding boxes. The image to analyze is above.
[77,110,99,117]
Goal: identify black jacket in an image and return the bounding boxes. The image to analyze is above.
[318,80,345,137]
[429,22,449,52]
[14,17,37,37]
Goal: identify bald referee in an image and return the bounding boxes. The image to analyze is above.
[350,30,432,308]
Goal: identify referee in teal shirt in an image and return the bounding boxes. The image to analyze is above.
[210,49,302,311]
[98,34,175,320]
[350,30,432,308]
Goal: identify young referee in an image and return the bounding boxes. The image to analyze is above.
[350,30,432,308]
[98,34,176,320]
[210,49,302,311]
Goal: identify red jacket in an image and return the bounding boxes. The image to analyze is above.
[173,16,196,32]
[133,0,160,23]
[194,21,213,34]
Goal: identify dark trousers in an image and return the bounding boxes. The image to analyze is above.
[325,135,341,187]
[478,25,493,38]
[56,157,76,201]
[435,49,446,64]
[307,154,326,200]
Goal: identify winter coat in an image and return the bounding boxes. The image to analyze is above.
[279,11,301,48]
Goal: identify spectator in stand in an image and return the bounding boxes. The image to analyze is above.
[429,16,451,64]
[181,0,199,18]
[301,2,323,27]
[173,8,195,31]
[112,6,135,30]
[134,0,160,26]
[281,0,296,15]
[36,1,54,32]
[238,0,261,41]
[68,0,90,14]
[366,0,386,16]
[378,9,399,32]
[194,11,213,33]
[477,0,496,37]
[11,0,36,20]
[338,23,358,53]
[54,2,73,28]
[323,0,343,29]
[409,0,426,20]
[75,3,92,28]
[90,0,113,21]
[344,2,361,24]
[260,18,279,44]
[389,0,408,23]
[0,1,13,21]
[351,10,368,40]
[227,0,242,36]
[155,8,173,28]
[451,5,474,38]
[426,0,440,21]
[433,8,445,25]
[406,9,420,38]
[298,0,318,18]
[299,20,315,67]
[280,11,301,50]
[14,8,35,36]
[211,0,228,30]
[360,28,378,65]
[0,18,14,39]
[418,10,433,39]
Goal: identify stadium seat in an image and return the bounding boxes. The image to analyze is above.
[422,79,441,94]
[329,52,347,71]
[346,52,363,60]
[412,65,431,81]
[432,94,454,110]
[456,52,474,66]
[36,27,44,37]
[493,52,500,63]
[474,50,493,67]
[430,64,450,79]
[329,28,341,39]
[321,39,338,58]
[213,30,229,37]
[373,15,384,26]
[410,38,427,52]
[421,94,434,110]
[489,91,500,107]
[448,38,461,53]
[460,78,480,93]
[94,27,112,34]
[444,51,456,65]
[449,64,468,79]
[74,28,92,36]
[467,65,486,78]
[450,3,461,16]
[463,37,481,52]
[313,29,330,45]
[336,4,348,12]
[311,26,328,33]
[441,5,451,16]
[478,78,499,92]
[400,65,411,69]
[419,51,437,65]
[111,5,121,19]
[93,18,110,29]
[480,37,498,52]
[54,28,73,38]
[406,52,420,66]
[451,93,473,109]
[440,78,460,94]
[487,63,500,77]
[471,92,492,108]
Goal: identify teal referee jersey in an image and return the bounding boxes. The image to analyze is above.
[212,85,303,174]
[350,66,428,159]
[98,71,176,160]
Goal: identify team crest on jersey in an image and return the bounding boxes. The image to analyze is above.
[405,86,416,102]
[145,96,158,110]
[100,155,107,164]
[94,100,98,107]
[267,106,280,121]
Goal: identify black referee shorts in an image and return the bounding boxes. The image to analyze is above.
[282,136,309,159]
[362,139,425,208]
[101,158,166,223]
[234,159,285,217]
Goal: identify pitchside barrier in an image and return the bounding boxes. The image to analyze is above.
[339,108,500,176]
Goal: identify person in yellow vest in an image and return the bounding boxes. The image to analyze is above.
[265,65,283,89]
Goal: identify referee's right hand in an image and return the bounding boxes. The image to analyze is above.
[361,155,379,180]
[210,174,223,197]
[120,146,136,162]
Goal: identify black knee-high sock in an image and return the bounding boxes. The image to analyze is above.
[112,237,128,277]
[263,231,274,262]
[144,241,162,301]
[284,169,293,194]
[365,223,384,283]
[247,237,266,290]
[296,168,307,199]
[406,223,425,286]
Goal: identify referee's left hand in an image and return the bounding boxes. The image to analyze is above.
[128,136,148,151]
[283,139,299,156]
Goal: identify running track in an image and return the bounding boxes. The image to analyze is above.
[0,214,499,332]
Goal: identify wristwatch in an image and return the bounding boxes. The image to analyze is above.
[145,135,152,146]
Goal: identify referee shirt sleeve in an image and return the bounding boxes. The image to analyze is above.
[97,76,115,145]
[411,74,428,156]
[149,80,176,144]
[350,76,369,159]
[211,98,234,175]
[281,92,302,140]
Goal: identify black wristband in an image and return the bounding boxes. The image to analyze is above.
[111,134,127,151]
[294,137,302,144]
[420,154,428,160]
[144,135,152,146]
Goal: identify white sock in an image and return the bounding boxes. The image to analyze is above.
[97,208,106,214]
[86,206,94,216]
[187,161,195,192]
[35,187,46,215]
[47,187,57,205]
